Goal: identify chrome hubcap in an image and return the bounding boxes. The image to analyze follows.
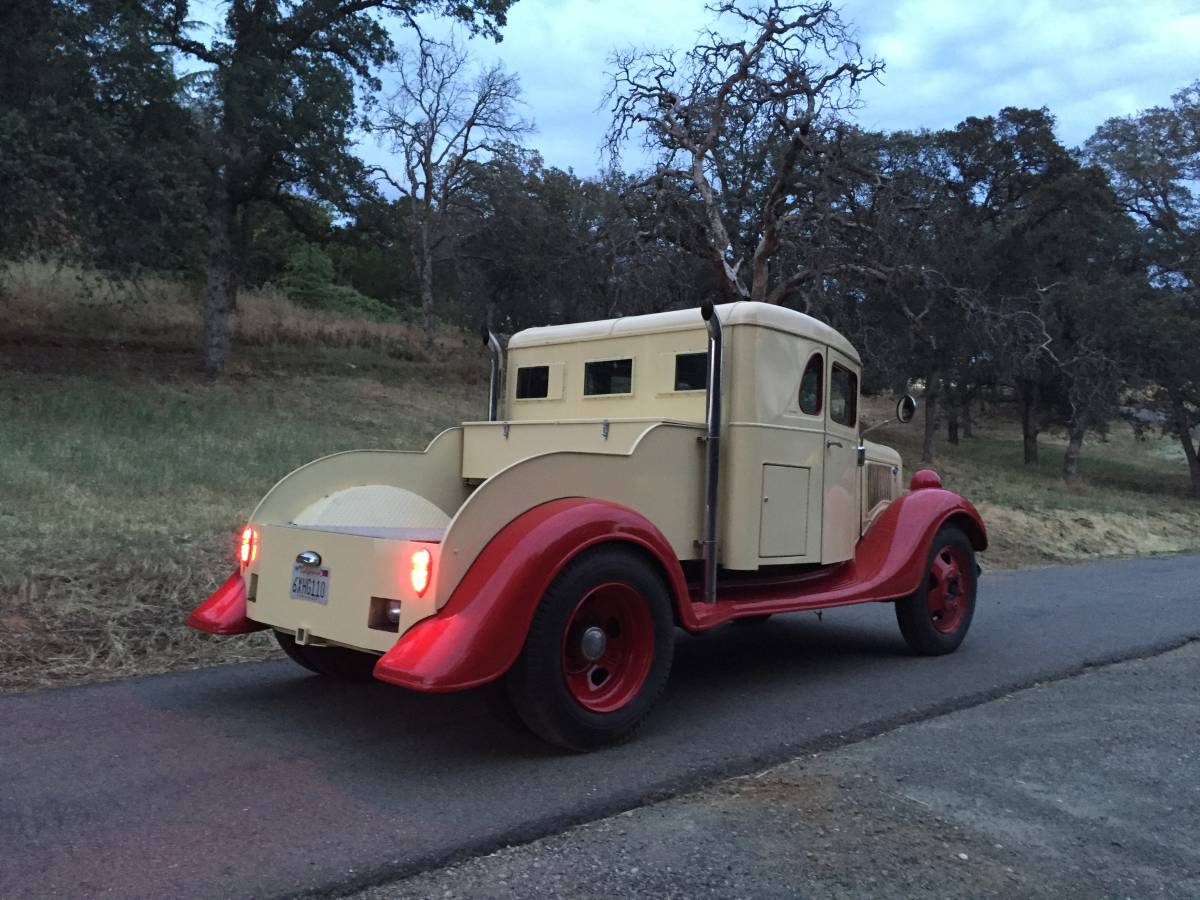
[580,626,607,662]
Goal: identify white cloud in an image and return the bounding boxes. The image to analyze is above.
[848,0,1200,144]
[367,0,1200,175]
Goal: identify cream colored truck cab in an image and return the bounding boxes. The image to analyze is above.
[495,301,902,570]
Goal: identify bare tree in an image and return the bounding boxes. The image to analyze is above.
[604,0,882,304]
[374,35,530,335]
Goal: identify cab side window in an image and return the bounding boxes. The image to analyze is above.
[514,365,549,399]
[799,353,823,415]
[829,362,858,427]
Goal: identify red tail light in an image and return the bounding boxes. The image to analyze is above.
[410,548,432,596]
[240,526,258,567]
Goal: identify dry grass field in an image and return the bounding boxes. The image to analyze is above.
[2,259,432,357]
[1,263,1196,693]
[862,399,1199,569]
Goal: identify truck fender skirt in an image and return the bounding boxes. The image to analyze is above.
[373,498,688,692]
[186,571,268,635]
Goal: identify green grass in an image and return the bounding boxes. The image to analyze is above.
[2,371,484,514]
[896,431,1188,509]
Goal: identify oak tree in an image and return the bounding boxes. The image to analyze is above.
[605,0,882,305]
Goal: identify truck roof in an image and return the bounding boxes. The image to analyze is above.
[507,300,862,365]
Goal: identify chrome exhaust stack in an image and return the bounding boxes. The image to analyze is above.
[700,302,723,604]
[482,327,503,422]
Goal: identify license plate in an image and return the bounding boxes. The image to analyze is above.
[290,564,330,605]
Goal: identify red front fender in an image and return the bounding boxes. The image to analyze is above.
[373,498,687,692]
[849,484,988,594]
[187,571,268,635]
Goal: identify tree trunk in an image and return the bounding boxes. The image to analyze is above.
[408,212,437,337]
[418,224,435,336]
[691,154,745,299]
[921,366,940,465]
[202,177,236,373]
[946,399,960,445]
[1019,381,1040,465]
[1171,394,1200,499]
[961,386,977,439]
[419,258,435,335]
[1185,435,1200,500]
[1063,425,1085,483]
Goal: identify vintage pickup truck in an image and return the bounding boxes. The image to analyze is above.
[190,301,986,750]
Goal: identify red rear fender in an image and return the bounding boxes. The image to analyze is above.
[187,571,267,635]
[373,498,687,692]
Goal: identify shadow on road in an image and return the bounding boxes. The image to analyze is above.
[158,607,909,763]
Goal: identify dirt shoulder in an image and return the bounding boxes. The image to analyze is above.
[345,643,1200,900]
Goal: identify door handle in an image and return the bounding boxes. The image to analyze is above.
[826,440,843,449]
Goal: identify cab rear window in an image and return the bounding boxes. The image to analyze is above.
[515,365,549,399]
[584,358,633,395]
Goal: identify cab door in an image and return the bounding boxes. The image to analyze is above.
[821,350,861,563]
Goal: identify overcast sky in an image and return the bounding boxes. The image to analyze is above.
[373,0,1200,176]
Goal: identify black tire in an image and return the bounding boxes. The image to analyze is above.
[274,630,380,681]
[505,546,675,751]
[895,525,977,655]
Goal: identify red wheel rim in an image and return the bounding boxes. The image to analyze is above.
[561,582,654,714]
[926,544,972,634]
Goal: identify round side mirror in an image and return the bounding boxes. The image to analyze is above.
[896,394,918,424]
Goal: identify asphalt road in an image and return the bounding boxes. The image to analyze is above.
[354,643,1200,899]
[2,554,1199,899]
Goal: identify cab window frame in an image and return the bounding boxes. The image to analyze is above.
[829,361,858,428]
[798,352,824,416]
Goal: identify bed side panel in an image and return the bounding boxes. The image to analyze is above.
[438,423,705,604]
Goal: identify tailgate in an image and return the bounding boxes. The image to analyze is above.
[247,524,442,654]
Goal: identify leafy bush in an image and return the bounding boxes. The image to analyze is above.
[284,246,398,322]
